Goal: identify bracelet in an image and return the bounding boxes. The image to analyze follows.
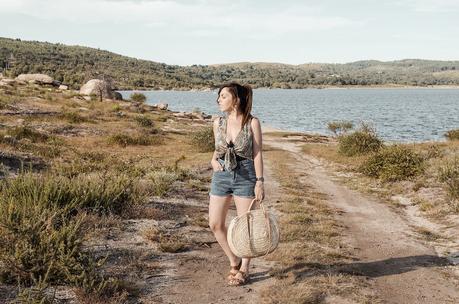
[256,176,264,182]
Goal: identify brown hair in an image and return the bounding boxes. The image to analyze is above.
[217,82,253,127]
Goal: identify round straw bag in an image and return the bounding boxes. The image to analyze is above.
[227,199,280,258]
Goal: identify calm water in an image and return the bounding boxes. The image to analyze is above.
[118,89,459,142]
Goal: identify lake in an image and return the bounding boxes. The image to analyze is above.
[118,88,459,143]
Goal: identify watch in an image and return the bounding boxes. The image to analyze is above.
[256,177,264,182]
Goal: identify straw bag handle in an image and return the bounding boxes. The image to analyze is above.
[246,198,273,256]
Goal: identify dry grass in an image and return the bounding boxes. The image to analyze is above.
[260,148,378,303]
[0,83,213,302]
[301,140,459,219]
[143,226,189,253]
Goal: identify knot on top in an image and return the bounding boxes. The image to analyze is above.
[224,143,237,171]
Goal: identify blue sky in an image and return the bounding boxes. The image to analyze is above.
[0,0,458,65]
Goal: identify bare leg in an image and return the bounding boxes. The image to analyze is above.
[233,196,258,276]
[208,194,240,268]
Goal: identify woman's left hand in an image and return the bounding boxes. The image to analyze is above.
[255,181,265,201]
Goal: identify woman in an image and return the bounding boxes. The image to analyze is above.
[208,82,265,286]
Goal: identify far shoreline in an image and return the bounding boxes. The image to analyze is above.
[118,84,459,92]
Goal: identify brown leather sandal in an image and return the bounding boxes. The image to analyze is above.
[228,270,250,286]
[227,259,242,281]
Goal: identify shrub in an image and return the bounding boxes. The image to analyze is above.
[108,133,162,147]
[445,129,459,141]
[112,104,121,112]
[327,120,353,136]
[146,168,178,196]
[130,93,146,103]
[338,123,383,156]
[0,170,144,298]
[135,115,154,128]
[60,111,88,123]
[359,145,425,181]
[438,157,459,203]
[6,125,49,142]
[0,170,143,215]
[190,125,214,152]
[143,226,188,253]
[146,168,179,197]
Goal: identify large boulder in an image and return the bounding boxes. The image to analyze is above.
[79,79,114,99]
[153,103,168,110]
[16,74,54,85]
[113,91,123,100]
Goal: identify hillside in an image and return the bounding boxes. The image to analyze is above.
[1,37,459,90]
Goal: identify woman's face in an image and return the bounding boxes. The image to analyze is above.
[217,87,238,113]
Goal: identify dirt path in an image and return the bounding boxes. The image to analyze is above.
[152,159,281,303]
[264,136,459,304]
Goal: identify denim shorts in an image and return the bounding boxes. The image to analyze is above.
[209,158,256,198]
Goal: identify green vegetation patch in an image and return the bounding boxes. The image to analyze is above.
[190,125,214,152]
[108,133,163,147]
[134,115,154,127]
[359,145,425,181]
[438,156,459,207]
[327,120,353,136]
[338,123,383,156]
[445,129,459,141]
[130,93,146,103]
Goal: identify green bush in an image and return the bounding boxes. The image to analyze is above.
[60,111,89,123]
[108,133,162,147]
[135,115,154,128]
[0,170,143,215]
[6,125,49,142]
[0,170,144,297]
[438,157,459,203]
[190,125,214,152]
[359,145,425,181]
[130,93,146,103]
[445,129,459,141]
[327,120,353,136]
[338,123,383,156]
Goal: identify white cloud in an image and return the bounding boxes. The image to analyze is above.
[0,0,361,35]
[393,0,459,13]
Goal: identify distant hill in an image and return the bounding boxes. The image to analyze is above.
[1,37,459,90]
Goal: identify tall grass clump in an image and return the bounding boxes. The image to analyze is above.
[60,111,89,124]
[438,157,459,208]
[327,120,353,136]
[6,125,49,143]
[338,123,383,156]
[445,129,459,141]
[359,145,425,182]
[190,125,214,152]
[0,170,142,298]
[130,93,146,103]
[146,168,179,197]
[108,133,162,147]
[135,115,154,128]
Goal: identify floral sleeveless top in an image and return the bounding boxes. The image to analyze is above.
[215,116,253,171]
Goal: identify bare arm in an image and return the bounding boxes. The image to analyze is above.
[210,118,223,171]
[251,117,265,200]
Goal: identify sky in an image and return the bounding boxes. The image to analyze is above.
[0,0,458,66]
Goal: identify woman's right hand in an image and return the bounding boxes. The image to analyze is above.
[211,159,224,172]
